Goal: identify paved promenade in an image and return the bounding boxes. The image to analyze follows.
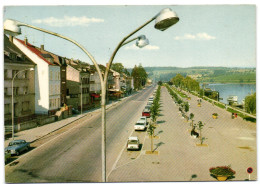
[108,86,256,182]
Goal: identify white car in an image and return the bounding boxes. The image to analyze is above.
[134,121,146,131]
[139,116,147,124]
[127,137,140,150]
[148,97,154,102]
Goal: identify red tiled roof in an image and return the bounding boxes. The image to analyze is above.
[15,38,54,65]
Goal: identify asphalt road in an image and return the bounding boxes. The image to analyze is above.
[5,86,155,183]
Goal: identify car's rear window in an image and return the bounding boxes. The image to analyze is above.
[136,122,144,125]
[128,140,138,144]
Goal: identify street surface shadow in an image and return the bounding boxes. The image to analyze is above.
[157,120,166,124]
[5,146,36,165]
[153,142,165,151]
[155,130,163,137]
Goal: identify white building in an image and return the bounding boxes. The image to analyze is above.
[13,38,61,114]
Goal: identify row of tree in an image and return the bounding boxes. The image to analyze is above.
[165,83,189,112]
[171,74,200,92]
[148,85,161,153]
[111,63,148,90]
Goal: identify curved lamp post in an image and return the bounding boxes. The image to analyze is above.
[4,8,179,182]
[12,68,34,140]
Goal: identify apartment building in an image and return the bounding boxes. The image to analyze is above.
[4,35,35,124]
[66,59,91,110]
[13,37,61,115]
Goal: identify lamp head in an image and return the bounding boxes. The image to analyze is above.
[136,35,149,48]
[4,19,22,36]
[154,8,179,31]
[29,68,34,71]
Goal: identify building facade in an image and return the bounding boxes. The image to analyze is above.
[4,35,35,124]
[13,37,61,115]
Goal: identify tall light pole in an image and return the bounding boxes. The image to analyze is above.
[11,68,34,140]
[4,8,179,182]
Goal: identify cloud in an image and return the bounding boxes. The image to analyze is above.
[124,44,160,50]
[174,33,216,40]
[32,16,104,27]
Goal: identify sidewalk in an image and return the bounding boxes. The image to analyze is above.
[108,86,256,182]
[4,93,136,147]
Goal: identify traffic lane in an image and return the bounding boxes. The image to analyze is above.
[105,86,155,174]
[5,86,155,183]
[110,127,148,171]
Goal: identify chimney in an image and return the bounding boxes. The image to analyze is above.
[9,35,13,43]
[40,45,44,51]
[24,37,28,45]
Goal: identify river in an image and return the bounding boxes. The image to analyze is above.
[205,83,256,104]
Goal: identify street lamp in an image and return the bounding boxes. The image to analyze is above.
[4,8,179,182]
[11,68,34,140]
[121,35,149,48]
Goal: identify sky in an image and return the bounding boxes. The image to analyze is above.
[2,3,256,68]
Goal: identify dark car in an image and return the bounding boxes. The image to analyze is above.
[5,139,30,156]
[72,108,80,114]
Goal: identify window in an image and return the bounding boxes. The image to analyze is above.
[13,87,19,95]
[50,71,53,80]
[9,53,17,60]
[50,85,53,95]
[4,88,8,96]
[4,104,10,114]
[22,101,29,112]
[23,87,28,95]
[24,71,29,79]
[4,69,8,79]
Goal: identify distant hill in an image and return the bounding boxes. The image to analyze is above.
[127,66,256,84]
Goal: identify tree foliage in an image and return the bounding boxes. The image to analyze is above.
[171,74,200,92]
[245,93,256,114]
[131,64,148,89]
[111,63,124,73]
[111,63,130,76]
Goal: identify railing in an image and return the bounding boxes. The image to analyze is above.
[185,88,256,119]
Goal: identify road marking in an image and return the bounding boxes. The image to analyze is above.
[237,137,255,141]
[107,88,155,180]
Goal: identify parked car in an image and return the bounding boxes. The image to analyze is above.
[144,105,151,110]
[5,150,11,163]
[127,136,140,150]
[142,110,151,118]
[72,108,80,114]
[139,116,147,125]
[5,139,30,156]
[147,101,153,106]
[148,97,154,102]
[134,120,147,131]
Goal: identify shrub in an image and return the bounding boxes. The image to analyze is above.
[209,165,236,176]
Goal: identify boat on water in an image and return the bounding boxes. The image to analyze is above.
[227,95,238,105]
